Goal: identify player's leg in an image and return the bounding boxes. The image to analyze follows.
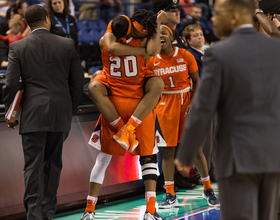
[140,155,166,220]
[194,147,219,206]
[88,80,125,131]
[114,76,164,151]
[80,151,112,220]
[133,76,164,121]
[158,147,179,209]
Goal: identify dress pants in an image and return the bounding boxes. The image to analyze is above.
[218,171,280,220]
[201,114,217,169]
[22,131,65,220]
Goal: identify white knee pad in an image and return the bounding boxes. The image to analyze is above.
[90,151,112,184]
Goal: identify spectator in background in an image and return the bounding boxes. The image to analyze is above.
[47,0,78,50]
[37,0,47,7]
[182,24,205,77]
[0,15,24,46]
[179,0,193,17]
[78,0,98,19]
[0,15,24,67]
[67,0,76,17]
[0,1,12,18]
[179,4,218,44]
[100,0,123,22]
[0,1,28,68]
[0,1,28,36]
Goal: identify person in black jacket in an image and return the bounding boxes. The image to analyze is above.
[47,0,78,50]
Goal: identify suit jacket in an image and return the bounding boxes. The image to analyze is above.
[187,47,203,77]
[3,29,84,134]
[176,27,280,180]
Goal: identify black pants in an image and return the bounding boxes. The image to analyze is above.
[22,131,67,220]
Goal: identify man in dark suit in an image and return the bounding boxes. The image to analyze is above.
[175,0,280,219]
[3,5,84,220]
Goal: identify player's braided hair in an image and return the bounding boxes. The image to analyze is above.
[131,9,158,37]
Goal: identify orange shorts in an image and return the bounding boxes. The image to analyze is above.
[155,89,192,147]
[91,70,110,89]
[89,95,158,156]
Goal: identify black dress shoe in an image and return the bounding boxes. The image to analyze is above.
[175,179,196,189]
[188,174,203,185]
[174,172,196,189]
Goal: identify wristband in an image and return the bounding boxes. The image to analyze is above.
[255,9,264,16]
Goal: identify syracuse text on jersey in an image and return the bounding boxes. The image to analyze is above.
[152,64,187,75]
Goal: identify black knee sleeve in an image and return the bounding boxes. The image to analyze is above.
[140,154,158,181]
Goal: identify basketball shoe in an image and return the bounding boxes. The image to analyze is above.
[158,193,179,209]
[143,211,166,220]
[128,129,139,152]
[113,124,138,151]
[203,188,220,206]
[79,212,95,220]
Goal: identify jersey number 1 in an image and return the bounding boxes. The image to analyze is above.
[168,76,175,88]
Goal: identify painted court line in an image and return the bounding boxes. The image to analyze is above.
[171,206,218,220]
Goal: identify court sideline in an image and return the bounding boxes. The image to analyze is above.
[53,184,221,220]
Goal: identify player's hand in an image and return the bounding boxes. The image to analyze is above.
[157,10,168,23]
[185,104,192,117]
[7,120,18,129]
[174,158,190,173]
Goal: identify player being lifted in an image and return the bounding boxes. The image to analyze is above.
[80,10,168,220]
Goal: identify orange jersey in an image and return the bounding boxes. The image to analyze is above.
[96,20,156,99]
[105,20,113,33]
[89,20,158,155]
[146,46,198,91]
[147,46,197,147]
[101,37,156,99]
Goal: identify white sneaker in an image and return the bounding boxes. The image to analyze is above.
[158,193,179,209]
[143,211,166,220]
[79,212,95,220]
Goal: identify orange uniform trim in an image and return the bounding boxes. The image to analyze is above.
[106,20,113,33]
[161,25,173,36]
[133,20,149,34]
[121,15,132,38]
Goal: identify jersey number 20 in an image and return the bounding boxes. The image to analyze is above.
[109,55,138,77]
